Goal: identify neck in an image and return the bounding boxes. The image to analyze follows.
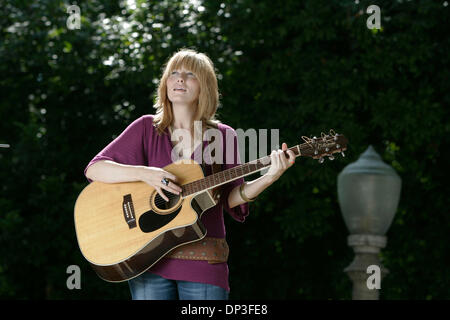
[171,102,196,131]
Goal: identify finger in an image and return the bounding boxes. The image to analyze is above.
[278,150,288,169]
[267,150,278,176]
[162,183,181,195]
[281,143,291,163]
[155,186,169,202]
[158,172,181,192]
[165,180,182,193]
[271,150,280,168]
[162,171,178,183]
[287,150,296,165]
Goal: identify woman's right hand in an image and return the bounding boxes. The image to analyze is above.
[137,166,182,202]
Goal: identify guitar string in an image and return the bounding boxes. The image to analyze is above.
[180,136,340,197]
[154,134,342,207]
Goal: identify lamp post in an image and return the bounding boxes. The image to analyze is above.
[337,145,401,300]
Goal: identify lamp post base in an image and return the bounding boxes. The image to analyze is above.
[344,234,389,300]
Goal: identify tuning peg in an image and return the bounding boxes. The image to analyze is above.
[318,157,325,164]
[341,151,345,157]
[329,155,335,160]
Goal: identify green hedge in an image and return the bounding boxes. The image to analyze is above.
[0,0,448,299]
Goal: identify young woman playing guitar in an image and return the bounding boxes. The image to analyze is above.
[84,48,296,300]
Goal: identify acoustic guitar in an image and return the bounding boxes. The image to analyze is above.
[74,130,348,282]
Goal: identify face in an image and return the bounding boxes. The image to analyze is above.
[166,66,200,107]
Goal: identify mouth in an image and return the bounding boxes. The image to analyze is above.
[173,88,187,92]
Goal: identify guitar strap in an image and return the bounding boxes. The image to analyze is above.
[202,123,223,203]
[210,161,222,203]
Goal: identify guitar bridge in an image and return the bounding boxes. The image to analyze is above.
[123,194,137,229]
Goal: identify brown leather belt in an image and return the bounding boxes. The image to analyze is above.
[166,237,229,264]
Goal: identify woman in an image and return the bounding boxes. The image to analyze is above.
[84,48,296,300]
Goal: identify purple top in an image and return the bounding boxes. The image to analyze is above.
[84,115,249,292]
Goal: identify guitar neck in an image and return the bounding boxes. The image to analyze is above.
[181,145,302,198]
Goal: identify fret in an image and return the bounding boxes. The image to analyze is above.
[208,175,214,188]
[192,181,198,194]
[181,142,313,197]
[201,177,206,191]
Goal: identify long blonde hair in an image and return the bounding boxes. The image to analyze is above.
[152,48,222,136]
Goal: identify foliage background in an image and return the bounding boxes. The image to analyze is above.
[0,0,448,299]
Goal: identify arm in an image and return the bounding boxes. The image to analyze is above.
[86,160,146,183]
[228,142,296,209]
[86,160,182,201]
[227,174,274,209]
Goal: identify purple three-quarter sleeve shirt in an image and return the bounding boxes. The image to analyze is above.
[84,114,249,292]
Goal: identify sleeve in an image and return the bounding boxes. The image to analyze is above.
[83,116,148,182]
[218,127,250,223]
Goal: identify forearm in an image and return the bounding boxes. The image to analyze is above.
[227,174,275,209]
[85,160,144,183]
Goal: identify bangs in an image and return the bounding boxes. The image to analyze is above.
[167,52,206,77]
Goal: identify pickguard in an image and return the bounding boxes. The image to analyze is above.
[138,206,182,233]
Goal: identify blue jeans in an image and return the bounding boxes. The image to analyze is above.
[128,272,229,300]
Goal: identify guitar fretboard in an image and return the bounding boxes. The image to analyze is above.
[181,145,301,197]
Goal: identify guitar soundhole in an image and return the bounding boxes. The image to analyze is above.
[153,189,180,210]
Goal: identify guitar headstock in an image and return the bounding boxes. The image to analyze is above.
[300,130,348,163]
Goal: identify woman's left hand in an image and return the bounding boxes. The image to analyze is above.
[264,142,296,183]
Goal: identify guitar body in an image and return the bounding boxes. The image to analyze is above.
[74,159,218,282]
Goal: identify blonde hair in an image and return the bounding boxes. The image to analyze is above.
[152,48,222,136]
